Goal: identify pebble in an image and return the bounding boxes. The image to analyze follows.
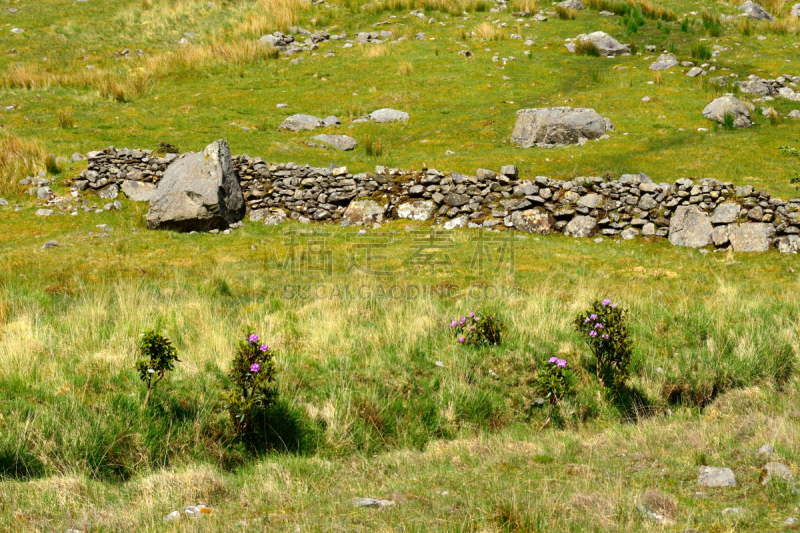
[756,443,775,456]
[785,517,797,526]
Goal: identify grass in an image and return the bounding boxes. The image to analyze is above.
[556,6,577,20]
[575,39,602,56]
[3,0,800,529]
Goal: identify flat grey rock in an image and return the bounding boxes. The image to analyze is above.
[511,208,554,234]
[728,223,775,252]
[369,108,409,123]
[353,498,395,508]
[669,205,712,248]
[511,107,614,147]
[444,215,468,229]
[761,462,794,487]
[41,241,61,249]
[739,0,775,21]
[557,0,583,8]
[698,466,737,487]
[571,31,630,57]
[278,114,324,132]
[342,199,387,225]
[313,134,357,151]
[146,140,245,231]
[121,180,157,202]
[35,209,54,216]
[686,67,706,77]
[397,200,436,221]
[565,215,598,238]
[711,202,740,224]
[649,54,679,71]
[702,96,752,128]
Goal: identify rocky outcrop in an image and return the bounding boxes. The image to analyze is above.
[146,140,245,231]
[511,107,614,148]
[702,96,752,128]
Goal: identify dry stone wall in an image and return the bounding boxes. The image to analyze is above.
[75,147,800,254]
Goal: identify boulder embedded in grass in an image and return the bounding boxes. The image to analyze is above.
[569,32,630,57]
[511,107,614,147]
[702,96,752,128]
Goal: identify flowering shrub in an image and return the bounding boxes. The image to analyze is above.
[534,357,573,405]
[574,299,632,391]
[135,330,180,408]
[224,332,277,438]
[450,312,506,346]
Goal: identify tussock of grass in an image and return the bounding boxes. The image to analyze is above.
[57,109,75,129]
[361,44,390,58]
[556,5,577,19]
[575,39,601,56]
[235,0,311,37]
[0,133,46,198]
[398,59,414,76]
[474,22,506,40]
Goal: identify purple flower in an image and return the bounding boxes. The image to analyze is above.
[589,330,597,338]
[460,317,466,324]
[250,363,260,373]
[469,325,474,330]
[611,304,617,309]
[474,317,479,322]
[470,312,475,317]
[549,357,558,363]
[260,344,269,352]
[602,299,611,306]
[590,314,597,320]
[458,337,465,343]
[584,317,590,323]
[557,359,567,368]
[595,323,603,330]
[249,334,259,343]
[602,334,609,340]
[451,321,457,327]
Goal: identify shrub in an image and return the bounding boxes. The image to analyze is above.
[575,39,601,56]
[574,299,632,392]
[224,332,277,441]
[534,357,574,405]
[623,6,646,34]
[450,312,505,346]
[136,330,180,408]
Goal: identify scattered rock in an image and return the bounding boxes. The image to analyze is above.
[511,107,614,147]
[722,507,744,516]
[557,0,584,9]
[41,241,61,249]
[35,209,54,217]
[702,96,752,128]
[698,466,737,487]
[368,108,409,123]
[570,31,630,57]
[761,462,794,487]
[756,444,775,457]
[739,0,775,21]
[146,140,245,231]
[649,54,679,71]
[278,114,325,132]
[312,134,358,151]
[686,67,707,77]
[353,498,395,508]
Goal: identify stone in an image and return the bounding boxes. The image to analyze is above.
[444,215,468,229]
[711,202,740,224]
[369,108,409,123]
[353,498,395,508]
[163,511,182,522]
[642,223,656,236]
[37,186,52,200]
[728,223,775,252]
[183,505,212,518]
[738,79,775,96]
[322,116,341,126]
[669,206,712,248]
[577,193,603,208]
[649,54,679,71]
[777,235,800,254]
[98,184,119,199]
[501,164,518,178]
[722,507,744,516]
[278,114,324,131]
[789,110,800,118]
[444,193,469,207]
[397,200,437,221]
[761,462,794,487]
[146,140,245,231]
[698,466,737,487]
[41,241,61,249]
[343,199,387,225]
[739,0,775,21]
[263,210,287,226]
[35,209,54,216]
[121,180,157,202]
[557,0,583,8]
[511,107,614,147]
[703,96,752,128]
[711,225,730,246]
[786,517,798,526]
[312,134,357,151]
[571,31,630,57]
[757,444,775,457]
[565,215,598,238]
[511,209,554,234]
[621,227,639,240]
[686,67,706,77]
[0,198,7,206]
[249,208,267,222]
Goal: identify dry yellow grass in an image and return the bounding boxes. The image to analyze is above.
[398,59,414,76]
[474,22,506,40]
[361,43,390,58]
[0,132,47,198]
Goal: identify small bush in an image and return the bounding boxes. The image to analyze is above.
[623,6,646,34]
[136,330,180,408]
[574,299,632,392]
[556,5,576,19]
[450,312,505,346]
[224,332,277,441]
[575,39,601,56]
[534,357,574,404]
[691,42,711,60]
[57,108,75,129]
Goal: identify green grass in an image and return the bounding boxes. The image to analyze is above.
[2,0,800,530]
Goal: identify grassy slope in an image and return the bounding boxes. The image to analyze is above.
[2,0,800,531]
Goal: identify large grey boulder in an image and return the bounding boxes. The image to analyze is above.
[792,3,800,17]
[312,134,357,151]
[738,79,775,96]
[565,215,598,238]
[342,199,387,225]
[396,200,436,221]
[369,108,409,123]
[739,0,775,21]
[668,205,712,248]
[702,96,752,129]
[278,114,324,132]
[698,466,737,487]
[572,32,630,57]
[711,203,740,224]
[511,209,554,234]
[649,54,679,71]
[121,180,157,202]
[146,140,245,231]
[728,223,775,252]
[511,107,614,148]
[557,0,584,9]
